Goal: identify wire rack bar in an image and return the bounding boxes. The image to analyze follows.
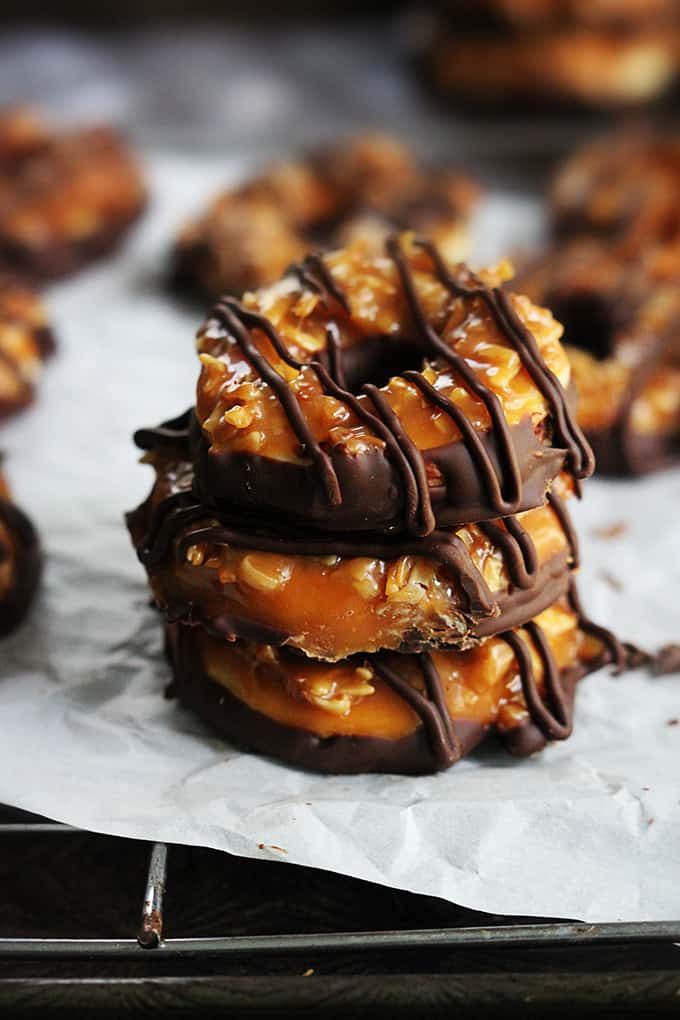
[1,921,680,959]
[2,816,679,960]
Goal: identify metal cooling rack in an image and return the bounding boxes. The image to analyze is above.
[2,811,679,960]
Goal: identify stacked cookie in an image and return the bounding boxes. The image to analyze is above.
[128,236,621,774]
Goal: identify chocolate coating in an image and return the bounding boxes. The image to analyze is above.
[164,621,610,775]
[193,412,567,532]
[127,437,576,656]
[0,213,143,282]
[586,419,680,476]
[191,236,590,533]
[0,496,42,637]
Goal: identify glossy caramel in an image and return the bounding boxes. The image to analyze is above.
[152,468,574,661]
[196,241,571,466]
[198,602,601,741]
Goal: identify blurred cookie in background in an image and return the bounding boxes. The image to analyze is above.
[550,128,680,248]
[0,463,41,638]
[421,1,680,109]
[170,133,479,300]
[517,237,680,475]
[0,107,146,281]
[517,126,680,475]
[447,0,679,29]
[0,274,54,422]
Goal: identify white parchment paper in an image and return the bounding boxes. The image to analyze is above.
[1,155,679,923]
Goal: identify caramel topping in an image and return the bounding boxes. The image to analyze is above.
[144,442,576,660]
[194,236,590,541]
[197,601,600,742]
[197,241,570,464]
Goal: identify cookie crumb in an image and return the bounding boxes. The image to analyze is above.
[653,644,680,676]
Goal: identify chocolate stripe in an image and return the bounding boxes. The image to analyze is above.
[198,239,580,537]
[210,298,342,507]
[500,626,571,741]
[367,654,458,768]
[417,237,594,479]
[567,580,625,673]
[387,237,523,517]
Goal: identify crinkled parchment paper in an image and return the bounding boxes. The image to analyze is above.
[1,156,678,922]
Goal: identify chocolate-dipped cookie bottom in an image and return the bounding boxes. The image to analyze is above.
[0,210,145,283]
[0,497,42,637]
[191,414,569,534]
[190,237,592,540]
[586,422,680,477]
[164,603,616,775]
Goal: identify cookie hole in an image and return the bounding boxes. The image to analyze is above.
[547,292,618,361]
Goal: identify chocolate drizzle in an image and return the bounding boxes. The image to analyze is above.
[477,516,538,590]
[414,239,594,478]
[500,625,572,741]
[547,488,580,568]
[567,579,625,673]
[388,238,522,523]
[290,253,351,315]
[211,298,342,507]
[202,236,591,537]
[367,653,460,768]
[359,583,622,765]
[134,408,192,452]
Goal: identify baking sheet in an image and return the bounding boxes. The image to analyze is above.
[1,153,679,924]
